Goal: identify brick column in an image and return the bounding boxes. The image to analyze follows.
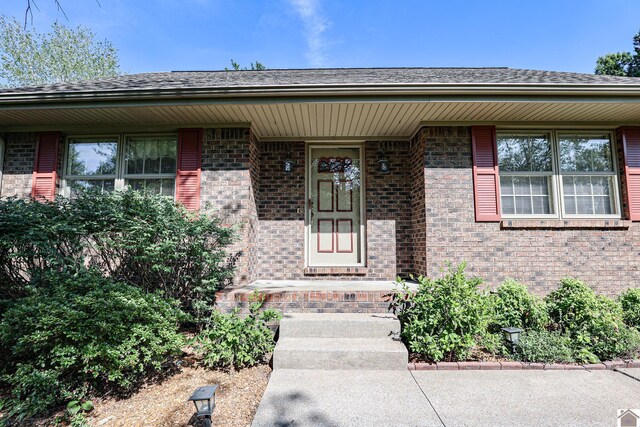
[200,128,259,286]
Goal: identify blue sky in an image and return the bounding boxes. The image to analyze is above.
[2,0,640,74]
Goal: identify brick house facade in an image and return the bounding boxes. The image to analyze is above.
[1,68,640,299]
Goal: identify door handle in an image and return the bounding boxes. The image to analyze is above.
[309,198,314,219]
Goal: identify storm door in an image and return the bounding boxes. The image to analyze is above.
[307,146,364,266]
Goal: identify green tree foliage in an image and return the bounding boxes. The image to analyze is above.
[226,59,267,71]
[0,15,120,87]
[595,30,640,77]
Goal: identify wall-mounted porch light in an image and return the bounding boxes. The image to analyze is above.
[501,327,523,352]
[188,385,218,427]
[377,148,390,174]
[283,152,295,174]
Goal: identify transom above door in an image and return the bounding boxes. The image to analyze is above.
[307,145,365,267]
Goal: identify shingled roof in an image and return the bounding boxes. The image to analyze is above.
[2,67,640,95]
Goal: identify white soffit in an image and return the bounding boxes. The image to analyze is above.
[2,101,640,137]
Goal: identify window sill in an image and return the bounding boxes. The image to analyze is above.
[304,266,368,275]
[500,219,630,230]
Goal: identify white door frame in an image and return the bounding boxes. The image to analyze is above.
[305,142,366,267]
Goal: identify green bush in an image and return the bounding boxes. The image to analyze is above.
[619,288,640,330]
[389,263,491,362]
[514,330,575,364]
[476,332,509,359]
[0,197,84,301]
[545,278,640,362]
[488,279,548,332]
[196,294,281,369]
[0,190,235,324]
[0,270,185,421]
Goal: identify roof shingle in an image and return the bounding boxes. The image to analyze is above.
[1,67,639,95]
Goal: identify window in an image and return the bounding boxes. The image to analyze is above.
[497,131,620,218]
[63,134,178,197]
[124,136,177,197]
[65,138,117,197]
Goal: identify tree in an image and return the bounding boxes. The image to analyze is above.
[226,59,267,71]
[0,16,120,87]
[595,31,640,77]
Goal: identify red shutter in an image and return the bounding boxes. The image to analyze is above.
[31,132,61,201]
[471,126,501,222]
[620,127,640,221]
[176,128,202,211]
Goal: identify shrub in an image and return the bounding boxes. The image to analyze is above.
[514,330,575,364]
[619,288,640,330]
[488,279,548,332]
[476,332,509,359]
[0,190,235,324]
[0,197,84,301]
[545,278,640,362]
[389,263,491,362]
[196,294,281,369]
[0,270,185,421]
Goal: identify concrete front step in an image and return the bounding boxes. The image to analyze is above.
[273,337,408,370]
[279,313,400,339]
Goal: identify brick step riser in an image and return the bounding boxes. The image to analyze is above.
[215,290,392,314]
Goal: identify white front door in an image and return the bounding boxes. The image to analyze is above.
[307,145,364,266]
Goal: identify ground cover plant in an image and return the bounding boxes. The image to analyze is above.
[513,330,575,364]
[390,263,640,364]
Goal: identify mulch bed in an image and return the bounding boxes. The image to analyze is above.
[88,364,271,427]
[0,364,271,427]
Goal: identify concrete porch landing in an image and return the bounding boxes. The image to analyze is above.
[215,280,415,313]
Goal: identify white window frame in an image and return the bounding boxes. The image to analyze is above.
[62,133,178,198]
[497,131,559,219]
[121,134,178,197]
[62,135,120,197]
[497,129,621,220]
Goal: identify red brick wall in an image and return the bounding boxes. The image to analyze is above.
[254,141,413,280]
[364,141,413,278]
[255,141,306,278]
[200,128,258,286]
[5,126,637,294]
[0,133,36,198]
[410,133,427,276]
[416,126,640,295]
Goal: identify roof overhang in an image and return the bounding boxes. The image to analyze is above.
[2,84,640,138]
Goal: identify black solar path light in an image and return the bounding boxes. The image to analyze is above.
[501,326,523,352]
[188,385,218,427]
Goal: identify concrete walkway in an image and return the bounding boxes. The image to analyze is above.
[252,369,640,426]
